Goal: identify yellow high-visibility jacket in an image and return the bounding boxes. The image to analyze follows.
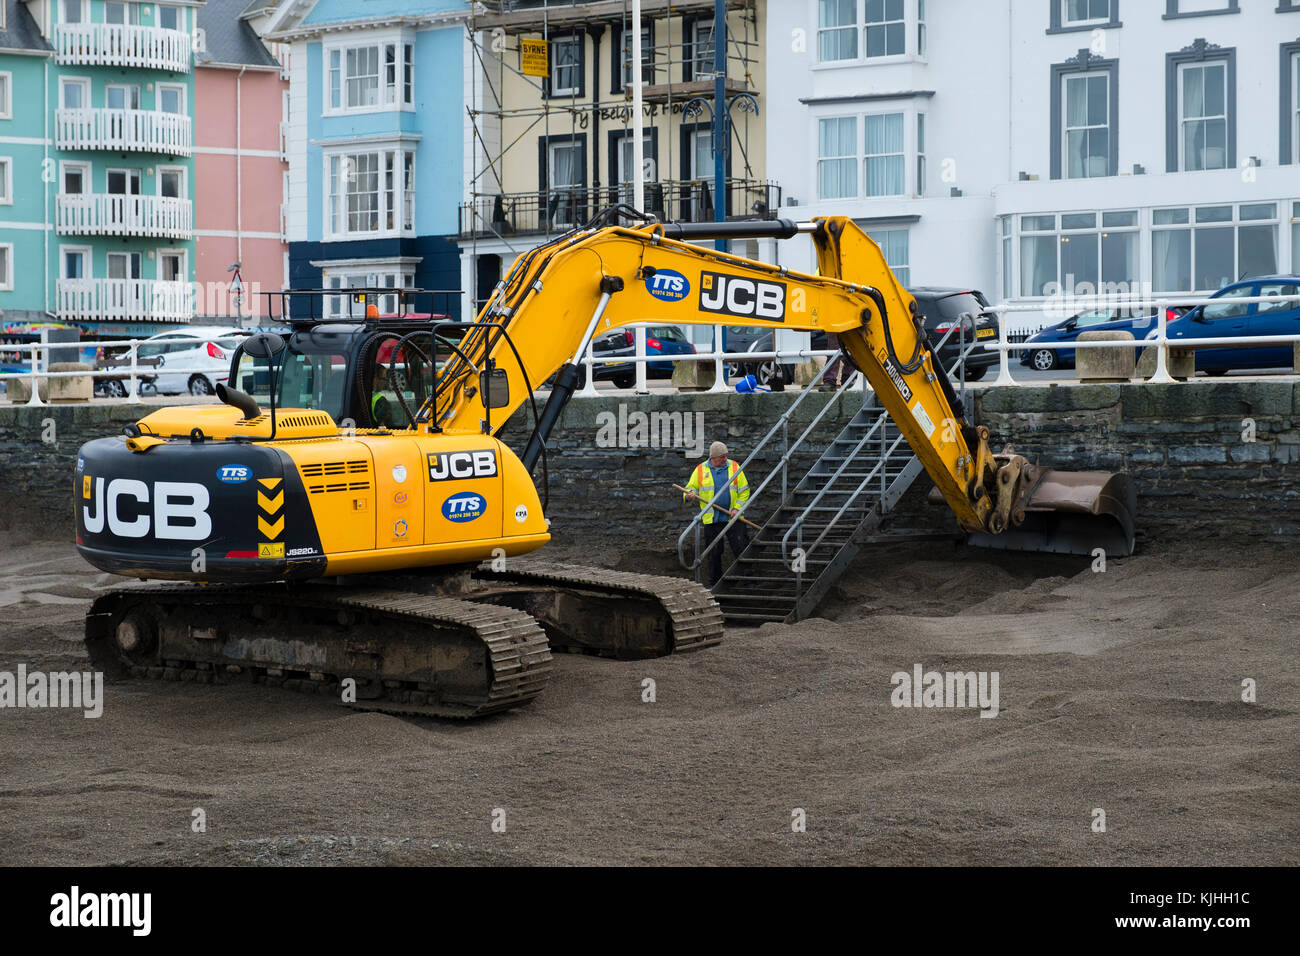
[684,459,750,524]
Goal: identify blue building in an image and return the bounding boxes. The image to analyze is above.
[260,0,469,318]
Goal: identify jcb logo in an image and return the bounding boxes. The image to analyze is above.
[82,478,211,541]
[699,271,786,321]
[428,449,497,482]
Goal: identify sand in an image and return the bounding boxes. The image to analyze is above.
[0,532,1295,866]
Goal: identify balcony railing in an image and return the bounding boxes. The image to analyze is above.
[459,179,782,239]
[57,279,195,323]
[56,193,193,240]
[55,23,191,73]
[55,108,193,156]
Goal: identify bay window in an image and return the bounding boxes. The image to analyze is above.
[327,39,414,112]
[326,147,417,239]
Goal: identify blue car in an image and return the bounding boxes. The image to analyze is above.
[1147,276,1300,375]
[1020,308,1167,371]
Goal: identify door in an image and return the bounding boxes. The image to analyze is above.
[1249,281,1300,370]
[106,168,142,231]
[547,141,582,228]
[615,133,653,207]
[106,251,143,328]
[105,85,141,145]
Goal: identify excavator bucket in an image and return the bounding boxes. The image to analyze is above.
[967,470,1137,557]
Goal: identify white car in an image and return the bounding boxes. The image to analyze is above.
[134,327,250,396]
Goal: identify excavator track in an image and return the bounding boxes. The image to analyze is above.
[466,564,725,659]
[85,584,552,719]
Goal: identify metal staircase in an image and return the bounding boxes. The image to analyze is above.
[678,325,980,625]
[710,391,924,624]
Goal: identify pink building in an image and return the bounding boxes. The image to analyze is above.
[193,0,289,324]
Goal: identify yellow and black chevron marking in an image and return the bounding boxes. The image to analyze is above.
[257,477,285,558]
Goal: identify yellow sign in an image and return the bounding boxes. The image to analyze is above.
[521,38,548,77]
[258,542,285,559]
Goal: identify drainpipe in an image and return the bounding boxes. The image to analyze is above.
[236,65,246,267]
[589,25,602,201]
[44,56,50,320]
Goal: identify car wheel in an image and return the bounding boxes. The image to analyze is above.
[1030,349,1057,371]
[962,365,988,382]
[613,372,635,389]
[188,375,214,396]
[108,379,128,398]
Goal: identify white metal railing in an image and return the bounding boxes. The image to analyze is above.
[56,193,193,239]
[56,279,195,323]
[0,337,237,407]
[55,23,192,72]
[979,291,1300,386]
[55,107,193,156]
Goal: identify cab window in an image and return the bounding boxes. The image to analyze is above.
[236,348,349,423]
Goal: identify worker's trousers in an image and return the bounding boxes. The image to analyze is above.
[702,518,749,587]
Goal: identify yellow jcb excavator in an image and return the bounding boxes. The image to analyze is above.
[74,211,1135,717]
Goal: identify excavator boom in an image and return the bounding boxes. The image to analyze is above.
[432,216,1135,555]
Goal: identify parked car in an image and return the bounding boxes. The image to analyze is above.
[135,327,251,396]
[909,287,1000,381]
[571,325,696,389]
[721,326,829,387]
[1144,277,1300,375]
[1019,307,1171,371]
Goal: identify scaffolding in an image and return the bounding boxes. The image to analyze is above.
[461,0,773,304]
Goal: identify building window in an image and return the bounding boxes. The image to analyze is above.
[1050,53,1117,179]
[1018,210,1139,297]
[157,84,185,115]
[326,148,417,238]
[62,163,88,195]
[61,0,84,24]
[873,228,909,284]
[539,134,587,229]
[104,2,141,25]
[1292,202,1300,273]
[1001,217,1013,301]
[549,35,583,96]
[916,113,926,195]
[817,116,857,199]
[61,247,89,280]
[1163,1,1239,19]
[328,41,413,112]
[689,20,715,79]
[865,0,905,57]
[1280,44,1300,165]
[0,72,11,121]
[323,269,414,319]
[864,112,904,196]
[1064,73,1110,178]
[818,0,858,61]
[917,0,926,56]
[1179,62,1227,170]
[1152,203,1277,292]
[60,77,89,110]
[1166,41,1235,172]
[0,157,10,205]
[1065,0,1110,23]
[0,244,12,291]
[158,167,184,199]
[157,4,181,31]
[158,250,185,283]
[618,24,653,90]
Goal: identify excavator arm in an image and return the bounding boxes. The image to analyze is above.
[428,216,1135,554]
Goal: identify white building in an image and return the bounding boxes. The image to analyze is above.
[765,0,1300,332]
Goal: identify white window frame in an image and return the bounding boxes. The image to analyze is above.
[1063,0,1110,26]
[818,0,859,63]
[0,157,12,206]
[106,166,142,195]
[104,1,142,26]
[323,145,417,241]
[0,243,14,291]
[690,20,715,78]
[0,72,11,121]
[323,32,415,116]
[873,228,910,285]
[156,83,186,116]
[1152,202,1280,293]
[864,0,906,59]
[59,160,91,196]
[59,76,91,111]
[1293,53,1300,168]
[863,111,905,197]
[916,112,925,196]
[817,115,858,200]
[1062,71,1110,180]
[619,24,652,89]
[320,265,416,319]
[157,248,187,283]
[156,164,185,199]
[157,3,182,32]
[1178,60,1228,172]
[59,244,92,281]
[550,35,582,96]
[105,83,142,111]
[60,0,85,25]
